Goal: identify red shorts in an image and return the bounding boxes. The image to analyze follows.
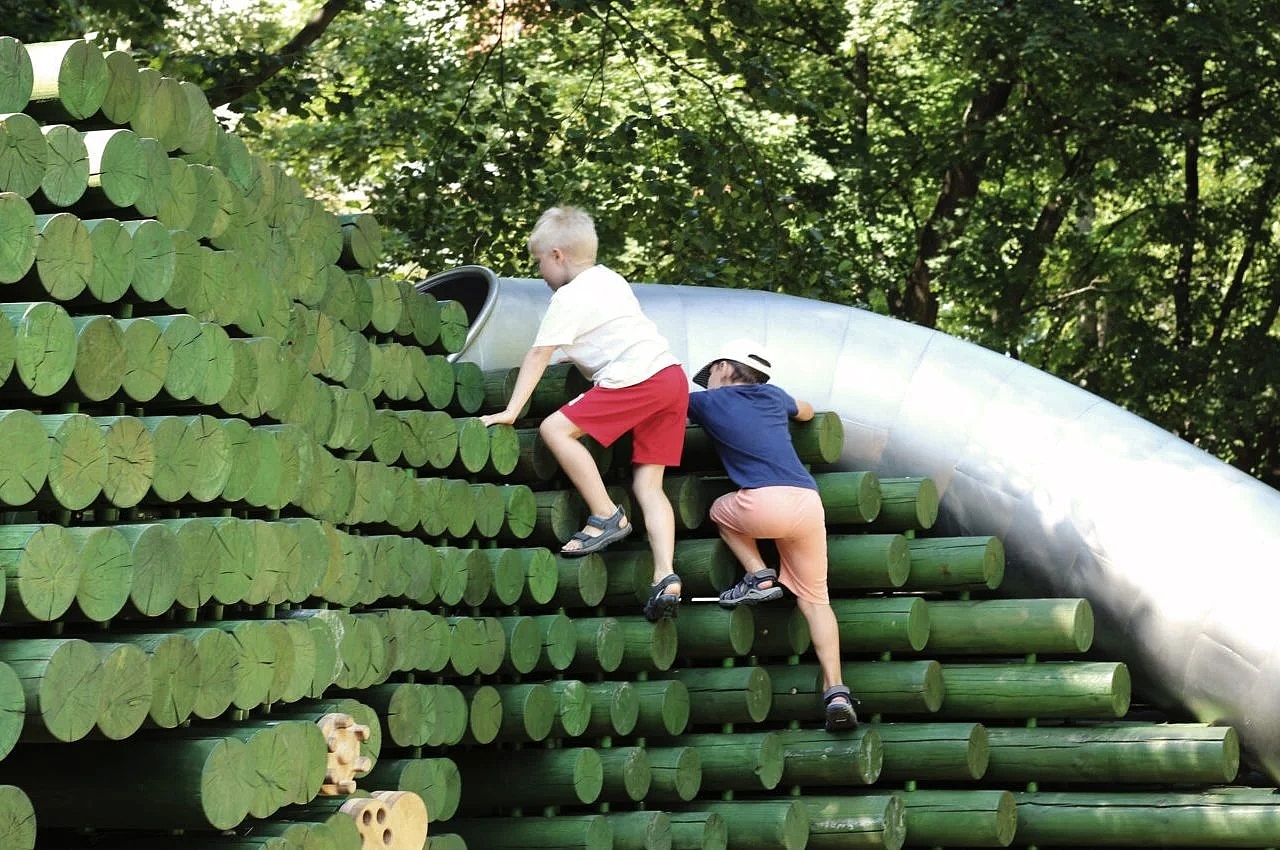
[560,364,689,466]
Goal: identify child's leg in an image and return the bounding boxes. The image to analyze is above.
[797,598,845,691]
[540,411,624,543]
[631,463,677,592]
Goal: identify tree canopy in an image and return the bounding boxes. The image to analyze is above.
[17,0,1280,486]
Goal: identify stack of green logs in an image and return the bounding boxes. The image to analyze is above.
[0,33,1270,850]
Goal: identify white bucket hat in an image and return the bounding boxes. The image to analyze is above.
[692,338,774,387]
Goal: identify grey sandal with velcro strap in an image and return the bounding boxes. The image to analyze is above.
[644,573,682,622]
[822,684,859,732]
[560,505,632,557]
[718,567,785,607]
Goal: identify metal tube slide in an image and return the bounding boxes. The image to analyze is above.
[421,265,1280,781]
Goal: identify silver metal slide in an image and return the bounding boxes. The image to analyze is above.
[421,264,1280,781]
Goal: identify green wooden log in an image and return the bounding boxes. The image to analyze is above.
[669,811,727,850]
[524,362,592,417]
[455,746,603,809]
[168,626,240,721]
[597,746,652,803]
[673,538,741,596]
[687,800,809,850]
[71,314,125,401]
[138,414,195,502]
[435,298,469,354]
[1014,789,1280,846]
[500,615,542,675]
[764,662,944,720]
[82,216,135,303]
[829,533,911,590]
[450,416,490,475]
[114,521,180,617]
[99,49,139,123]
[675,603,754,659]
[446,615,481,677]
[631,678,691,737]
[433,546,474,606]
[0,637,101,742]
[804,795,906,850]
[548,550,608,608]
[530,612,578,672]
[600,547,654,607]
[36,123,88,208]
[922,597,1094,655]
[94,412,156,512]
[570,615,625,674]
[32,211,92,299]
[158,516,224,609]
[131,69,190,152]
[775,727,883,787]
[178,80,219,156]
[0,522,78,621]
[338,212,381,270]
[749,605,812,657]
[0,191,36,282]
[663,473,707,531]
[984,723,1238,785]
[117,631,200,729]
[899,789,1016,848]
[4,301,75,396]
[363,757,462,824]
[119,218,174,302]
[547,678,593,738]
[582,680,639,736]
[0,784,33,850]
[614,615,679,673]
[421,683,467,747]
[450,360,485,415]
[525,488,586,546]
[936,661,1131,720]
[604,811,670,850]
[0,734,253,830]
[77,125,145,213]
[37,412,106,510]
[0,664,20,759]
[212,619,280,711]
[450,815,610,850]
[470,481,507,539]
[833,596,931,653]
[0,408,46,506]
[0,38,32,113]
[815,470,882,524]
[0,113,47,200]
[485,682,556,743]
[426,836,466,850]
[358,682,427,748]
[511,426,559,482]
[27,39,108,121]
[65,523,131,623]
[901,536,1005,592]
[866,477,939,532]
[456,684,500,746]
[645,745,701,803]
[661,666,772,726]
[474,616,507,676]
[874,722,990,781]
[511,545,557,605]
[91,641,151,741]
[367,274,403,333]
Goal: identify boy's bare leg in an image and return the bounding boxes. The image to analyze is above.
[631,463,679,594]
[797,598,845,692]
[539,412,620,547]
[716,525,776,588]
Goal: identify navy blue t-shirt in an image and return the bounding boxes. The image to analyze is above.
[686,383,817,491]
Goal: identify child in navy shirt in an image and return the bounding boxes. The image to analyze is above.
[687,338,858,730]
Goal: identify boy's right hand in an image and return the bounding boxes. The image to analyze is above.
[480,409,518,427]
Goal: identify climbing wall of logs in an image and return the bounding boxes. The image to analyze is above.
[0,34,1273,850]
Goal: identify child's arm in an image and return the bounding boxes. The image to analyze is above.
[792,399,815,422]
[481,345,557,426]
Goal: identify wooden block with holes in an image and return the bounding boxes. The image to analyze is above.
[372,789,429,850]
[319,712,373,795]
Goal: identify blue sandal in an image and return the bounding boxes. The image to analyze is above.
[823,684,859,731]
[561,506,632,557]
[644,573,682,622]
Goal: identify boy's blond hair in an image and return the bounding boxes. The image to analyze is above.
[528,206,599,266]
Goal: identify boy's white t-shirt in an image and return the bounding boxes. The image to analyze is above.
[533,265,680,388]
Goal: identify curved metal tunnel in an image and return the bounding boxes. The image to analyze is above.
[421,264,1280,782]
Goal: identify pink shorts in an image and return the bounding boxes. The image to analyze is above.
[709,486,829,604]
[561,365,689,466]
